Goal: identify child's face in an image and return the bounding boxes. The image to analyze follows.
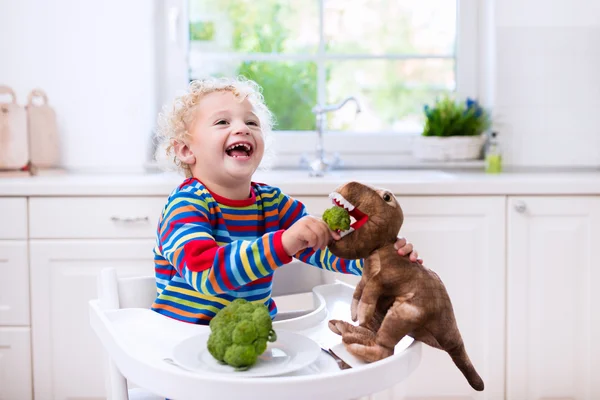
[178,91,265,186]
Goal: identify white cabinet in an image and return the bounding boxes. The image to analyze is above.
[0,198,27,239]
[29,197,165,239]
[507,197,600,400]
[2,187,598,400]
[0,197,32,400]
[0,328,32,400]
[332,196,506,400]
[0,241,29,326]
[29,239,155,400]
[392,196,506,400]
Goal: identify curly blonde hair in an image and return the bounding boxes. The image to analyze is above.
[154,76,276,177]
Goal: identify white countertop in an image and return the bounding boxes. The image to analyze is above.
[1,168,600,196]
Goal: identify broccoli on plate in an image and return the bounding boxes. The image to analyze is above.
[207,299,277,370]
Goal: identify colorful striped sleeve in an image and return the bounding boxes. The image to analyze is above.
[277,191,363,276]
[159,192,293,295]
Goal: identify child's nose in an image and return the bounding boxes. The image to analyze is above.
[231,120,250,135]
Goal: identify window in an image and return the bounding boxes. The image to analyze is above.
[160,0,479,168]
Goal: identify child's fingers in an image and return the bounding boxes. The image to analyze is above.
[330,230,341,241]
[319,222,335,249]
[301,229,318,249]
[315,224,330,250]
[316,219,338,241]
[393,236,407,251]
[396,240,413,256]
[409,250,419,262]
[309,220,330,250]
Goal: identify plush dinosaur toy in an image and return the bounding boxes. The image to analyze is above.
[325,181,484,391]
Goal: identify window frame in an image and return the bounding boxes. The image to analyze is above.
[156,0,481,169]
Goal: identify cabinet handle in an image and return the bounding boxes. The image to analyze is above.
[514,201,527,213]
[110,216,150,224]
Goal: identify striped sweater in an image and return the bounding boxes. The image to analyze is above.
[150,177,363,324]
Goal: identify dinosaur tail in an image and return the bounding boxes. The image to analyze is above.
[448,343,485,391]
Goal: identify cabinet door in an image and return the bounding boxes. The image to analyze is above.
[354,196,506,400]
[507,197,600,400]
[0,327,32,400]
[0,241,29,325]
[29,239,155,400]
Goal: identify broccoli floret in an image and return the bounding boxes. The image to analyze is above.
[207,299,277,370]
[207,329,231,362]
[322,206,351,231]
[224,344,257,370]
[254,338,267,355]
[232,320,258,345]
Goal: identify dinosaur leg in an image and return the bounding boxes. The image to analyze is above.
[346,300,423,363]
[328,320,376,345]
[351,277,366,322]
[356,280,381,326]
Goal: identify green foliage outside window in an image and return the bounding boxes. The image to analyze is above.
[190,21,215,41]
[189,0,455,132]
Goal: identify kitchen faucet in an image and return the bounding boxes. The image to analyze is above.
[302,96,362,177]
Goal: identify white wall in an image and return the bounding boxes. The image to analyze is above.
[492,0,600,167]
[2,0,599,171]
[0,0,158,172]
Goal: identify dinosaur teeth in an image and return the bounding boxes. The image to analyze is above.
[339,227,355,238]
[328,192,355,211]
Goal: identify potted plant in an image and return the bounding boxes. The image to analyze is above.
[413,95,491,161]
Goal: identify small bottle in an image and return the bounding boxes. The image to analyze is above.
[485,131,502,173]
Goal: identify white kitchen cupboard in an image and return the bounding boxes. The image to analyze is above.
[27,195,164,400]
[325,196,506,400]
[507,196,600,400]
[3,188,598,400]
[0,198,32,400]
[0,242,32,400]
[29,240,156,400]
[0,327,33,400]
[0,242,30,327]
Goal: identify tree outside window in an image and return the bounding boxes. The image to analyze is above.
[189,0,456,134]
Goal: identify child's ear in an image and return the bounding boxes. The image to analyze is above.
[173,140,196,165]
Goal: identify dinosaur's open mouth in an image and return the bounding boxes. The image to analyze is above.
[328,192,369,237]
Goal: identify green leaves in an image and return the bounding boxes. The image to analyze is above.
[189,21,215,41]
[237,62,317,131]
[422,95,491,137]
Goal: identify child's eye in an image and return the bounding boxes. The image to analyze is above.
[215,120,228,125]
[247,121,259,126]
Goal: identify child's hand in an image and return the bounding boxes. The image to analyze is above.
[282,216,340,256]
[394,237,423,264]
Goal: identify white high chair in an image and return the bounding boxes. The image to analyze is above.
[90,267,422,400]
[93,264,328,399]
[96,268,163,400]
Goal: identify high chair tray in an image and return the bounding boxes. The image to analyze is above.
[90,281,421,400]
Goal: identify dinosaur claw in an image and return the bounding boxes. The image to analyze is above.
[357,302,376,326]
[328,320,342,335]
[346,343,393,363]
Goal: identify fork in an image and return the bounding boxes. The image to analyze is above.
[321,347,352,370]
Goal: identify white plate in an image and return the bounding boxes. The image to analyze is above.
[171,329,321,378]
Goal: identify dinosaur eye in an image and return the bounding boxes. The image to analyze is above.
[383,193,392,202]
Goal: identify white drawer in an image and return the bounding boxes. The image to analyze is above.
[0,241,29,325]
[0,198,27,239]
[0,327,32,400]
[29,197,166,239]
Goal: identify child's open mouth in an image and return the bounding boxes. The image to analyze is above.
[225,142,254,159]
[328,191,368,238]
